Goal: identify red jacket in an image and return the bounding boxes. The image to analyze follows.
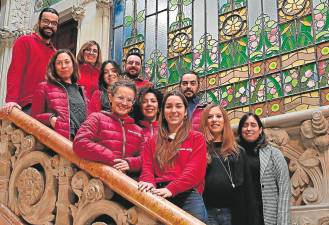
[88,89,102,114]
[6,33,56,107]
[191,107,204,131]
[31,81,88,140]
[138,120,158,141]
[78,63,100,99]
[139,130,207,196]
[73,111,145,172]
[135,78,153,89]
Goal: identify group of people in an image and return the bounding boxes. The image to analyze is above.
[2,7,291,225]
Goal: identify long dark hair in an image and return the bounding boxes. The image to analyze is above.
[46,49,80,84]
[155,90,191,169]
[98,60,122,90]
[134,87,163,124]
[237,113,267,148]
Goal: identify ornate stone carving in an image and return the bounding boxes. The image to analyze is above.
[8,0,32,30]
[70,171,128,225]
[8,149,57,224]
[16,167,44,205]
[265,111,329,207]
[72,4,86,22]
[96,0,113,9]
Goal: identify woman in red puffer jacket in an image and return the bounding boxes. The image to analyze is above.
[77,40,102,99]
[32,49,88,140]
[73,79,144,174]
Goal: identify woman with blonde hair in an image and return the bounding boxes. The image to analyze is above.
[200,104,258,225]
[76,40,102,99]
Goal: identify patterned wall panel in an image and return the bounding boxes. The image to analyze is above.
[112,0,329,122]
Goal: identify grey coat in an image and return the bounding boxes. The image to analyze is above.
[259,144,291,225]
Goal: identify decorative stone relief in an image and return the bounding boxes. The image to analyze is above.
[8,0,32,30]
[96,0,113,9]
[72,4,86,22]
[265,111,329,206]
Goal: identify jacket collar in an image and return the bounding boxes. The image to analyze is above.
[32,33,55,50]
[259,145,272,180]
[139,120,158,128]
[101,111,135,124]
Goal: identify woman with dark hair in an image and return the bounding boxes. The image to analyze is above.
[138,90,207,222]
[88,60,122,113]
[237,113,291,225]
[73,79,144,175]
[200,104,257,225]
[77,40,102,99]
[32,49,88,140]
[134,87,163,140]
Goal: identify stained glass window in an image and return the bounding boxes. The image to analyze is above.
[111,0,329,122]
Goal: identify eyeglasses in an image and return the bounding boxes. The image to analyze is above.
[84,48,98,55]
[41,19,58,27]
[126,61,141,66]
[113,95,135,105]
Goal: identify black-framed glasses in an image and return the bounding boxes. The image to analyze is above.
[41,19,58,27]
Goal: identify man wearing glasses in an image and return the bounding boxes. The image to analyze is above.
[3,7,59,115]
[124,49,153,89]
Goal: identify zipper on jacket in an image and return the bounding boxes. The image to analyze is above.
[120,119,127,158]
[56,81,71,140]
[150,123,154,136]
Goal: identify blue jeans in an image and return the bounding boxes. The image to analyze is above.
[206,207,231,225]
[170,190,208,223]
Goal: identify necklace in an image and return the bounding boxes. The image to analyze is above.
[213,151,235,188]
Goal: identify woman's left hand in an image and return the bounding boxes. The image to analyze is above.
[152,188,172,198]
[113,159,130,172]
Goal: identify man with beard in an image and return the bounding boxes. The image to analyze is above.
[124,49,153,89]
[3,7,59,115]
[179,71,206,131]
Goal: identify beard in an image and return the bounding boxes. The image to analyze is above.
[125,70,140,79]
[39,26,55,39]
[183,89,197,101]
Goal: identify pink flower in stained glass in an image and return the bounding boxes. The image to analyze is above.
[258,90,264,97]
[314,13,324,21]
[227,88,234,95]
[249,34,257,42]
[221,100,228,107]
[270,87,277,95]
[291,72,298,79]
[160,63,167,76]
[304,69,313,78]
[316,20,325,29]
[318,61,326,74]
[285,84,292,93]
[307,80,315,88]
[240,96,247,103]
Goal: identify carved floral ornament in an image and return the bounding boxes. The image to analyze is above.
[265,111,329,207]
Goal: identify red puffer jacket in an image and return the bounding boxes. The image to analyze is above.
[139,130,207,196]
[31,81,88,140]
[191,106,205,131]
[73,111,145,172]
[88,89,102,114]
[78,63,100,99]
[138,120,158,142]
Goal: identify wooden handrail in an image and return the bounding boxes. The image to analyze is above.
[0,108,205,225]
